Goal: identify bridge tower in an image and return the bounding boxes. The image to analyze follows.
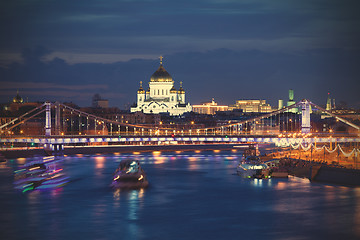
[45,102,51,136]
[301,99,311,133]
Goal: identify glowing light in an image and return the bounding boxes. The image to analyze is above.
[133,152,140,155]
[29,166,40,171]
[213,150,220,153]
[152,151,161,155]
[114,176,119,181]
[22,186,34,193]
[138,175,143,181]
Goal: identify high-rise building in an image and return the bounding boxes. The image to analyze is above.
[326,92,332,111]
[278,99,284,109]
[130,57,192,115]
[287,89,298,113]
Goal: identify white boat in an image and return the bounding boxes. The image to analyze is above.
[237,155,271,179]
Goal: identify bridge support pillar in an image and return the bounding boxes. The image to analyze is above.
[55,102,61,135]
[301,100,311,133]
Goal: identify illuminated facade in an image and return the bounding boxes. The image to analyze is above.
[192,99,228,115]
[229,100,273,113]
[131,57,192,115]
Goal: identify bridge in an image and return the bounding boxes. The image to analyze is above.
[1,99,359,160]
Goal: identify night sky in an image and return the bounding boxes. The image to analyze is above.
[1,0,359,109]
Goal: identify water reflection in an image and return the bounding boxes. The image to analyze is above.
[16,157,26,165]
[94,156,105,169]
[251,178,273,187]
[113,188,146,221]
[355,189,360,238]
[4,150,360,240]
[274,176,311,191]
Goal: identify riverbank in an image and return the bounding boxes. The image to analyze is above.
[273,157,360,186]
[0,143,241,159]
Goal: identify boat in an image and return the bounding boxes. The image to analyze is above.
[13,156,69,192]
[110,160,149,189]
[237,155,271,179]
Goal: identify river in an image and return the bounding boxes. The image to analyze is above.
[1,150,360,240]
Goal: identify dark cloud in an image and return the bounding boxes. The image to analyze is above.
[1,47,359,109]
[21,46,52,64]
[0,1,359,108]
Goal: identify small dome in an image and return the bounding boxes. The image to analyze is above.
[178,88,185,94]
[150,64,173,82]
[13,92,23,103]
[170,86,177,93]
[178,81,185,93]
[137,81,145,94]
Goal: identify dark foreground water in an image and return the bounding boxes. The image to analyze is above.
[1,150,360,240]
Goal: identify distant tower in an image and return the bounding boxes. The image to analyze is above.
[287,89,297,113]
[326,92,332,111]
[289,89,294,101]
[278,99,284,109]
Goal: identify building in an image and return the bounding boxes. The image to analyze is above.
[278,99,284,109]
[192,98,228,115]
[131,57,192,115]
[325,92,336,111]
[92,94,109,108]
[286,89,298,113]
[229,99,273,113]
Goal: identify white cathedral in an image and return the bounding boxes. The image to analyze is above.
[130,57,192,115]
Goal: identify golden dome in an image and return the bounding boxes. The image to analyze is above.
[150,64,173,82]
[13,91,23,103]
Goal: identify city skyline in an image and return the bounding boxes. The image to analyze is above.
[1,0,360,109]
